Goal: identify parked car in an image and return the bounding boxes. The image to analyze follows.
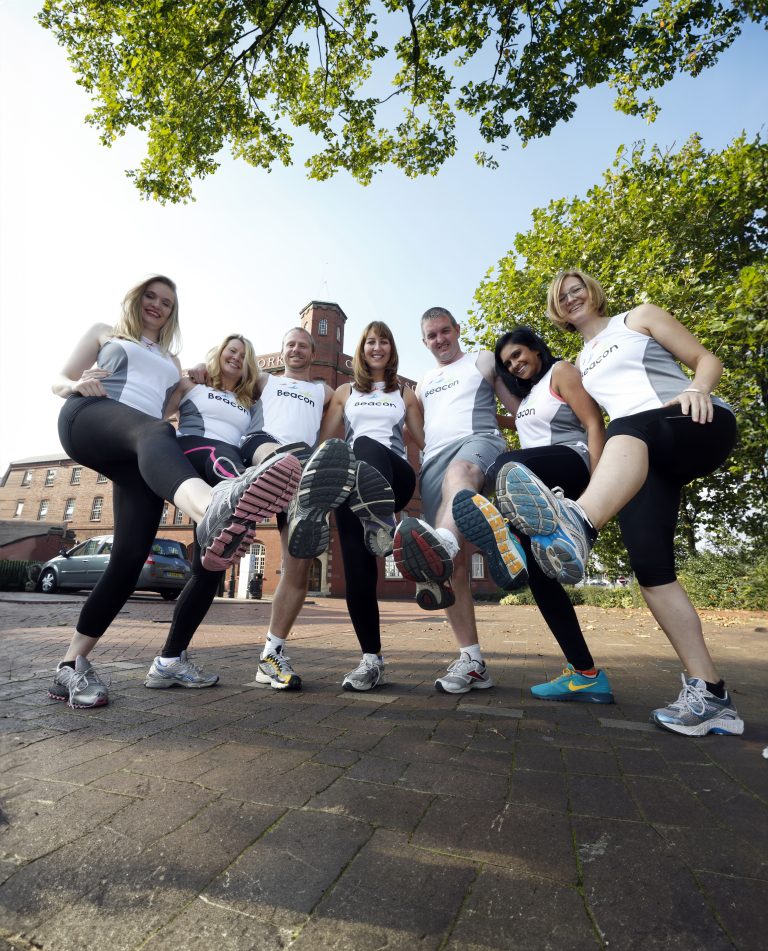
[37,535,192,600]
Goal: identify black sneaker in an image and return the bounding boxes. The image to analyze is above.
[287,439,356,558]
[348,460,396,557]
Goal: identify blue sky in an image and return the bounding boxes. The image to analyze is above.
[1,3,765,473]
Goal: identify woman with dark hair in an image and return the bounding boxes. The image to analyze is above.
[497,270,742,736]
[50,279,299,709]
[452,325,612,702]
[316,321,424,690]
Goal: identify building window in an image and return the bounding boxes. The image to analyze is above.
[384,555,402,580]
[21,470,32,486]
[38,499,49,520]
[318,318,328,336]
[250,542,266,574]
[160,502,169,525]
[70,467,82,485]
[336,325,341,342]
[471,553,485,579]
[90,497,103,521]
[14,501,24,518]
[44,468,56,486]
[96,473,108,483]
[63,498,75,521]
[174,508,184,525]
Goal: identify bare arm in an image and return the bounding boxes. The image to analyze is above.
[627,303,722,424]
[403,385,425,449]
[163,375,195,420]
[52,323,113,398]
[494,372,521,416]
[318,384,348,441]
[551,360,606,472]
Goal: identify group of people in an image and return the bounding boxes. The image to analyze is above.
[48,269,744,739]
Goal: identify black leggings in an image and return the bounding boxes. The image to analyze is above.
[58,396,202,638]
[608,404,737,586]
[489,445,595,670]
[337,436,416,655]
[159,435,243,657]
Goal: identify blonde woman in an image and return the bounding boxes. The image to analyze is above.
[144,333,265,690]
[497,269,741,736]
[51,278,299,709]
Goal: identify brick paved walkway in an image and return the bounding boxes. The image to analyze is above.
[1,594,766,950]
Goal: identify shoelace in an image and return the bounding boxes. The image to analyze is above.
[670,676,708,716]
[69,665,108,698]
[265,651,296,675]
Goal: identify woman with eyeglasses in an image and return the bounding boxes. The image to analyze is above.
[496,269,741,737]
[452,326,612,702]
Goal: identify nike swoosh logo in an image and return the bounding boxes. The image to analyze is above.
[568,681,598,691]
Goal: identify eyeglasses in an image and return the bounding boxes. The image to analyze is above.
[558,283,586,305]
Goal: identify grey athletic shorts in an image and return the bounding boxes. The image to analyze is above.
[419,433,506,524]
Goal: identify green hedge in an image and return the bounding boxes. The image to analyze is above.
[0,560,41,591]
[500,552,768,611]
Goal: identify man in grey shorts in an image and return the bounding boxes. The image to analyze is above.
[393,307,527,694]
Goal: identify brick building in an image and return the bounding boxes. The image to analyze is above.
[0,301,500,599]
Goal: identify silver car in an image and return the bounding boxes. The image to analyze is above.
[37,535,192,600]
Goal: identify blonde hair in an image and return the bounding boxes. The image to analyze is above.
[353,321,400,393]
[547,269,607,332]
[113,275,181,353]
[205,334,260,409]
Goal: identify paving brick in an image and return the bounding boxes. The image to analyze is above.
[446,866,600,950]
[574,816,733,950]
[569,774,641,820]
[508,767,569,811]
[290,829,477,950]
[201,809,371,927]
[696,871,768,951]
[345,753,407,785]
[398,759,508,800]
[413,796,577,883]
[307,776,432,832]
[627,775,718,826]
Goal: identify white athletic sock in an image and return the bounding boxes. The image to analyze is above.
[462,644,483,664]
[156,656,180,667]
[263,632,286,657]
[435,527,460,559]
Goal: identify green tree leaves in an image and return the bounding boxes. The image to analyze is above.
[38,1,767,200]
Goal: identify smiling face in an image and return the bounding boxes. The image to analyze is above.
[281,329,314,374]
[219,337,246,383]
[556,276,591,325]
[140,281,176,338]
[499,341,542,381]
[363,333,392,373]
[422,316,462,365]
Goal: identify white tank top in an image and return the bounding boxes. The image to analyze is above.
[97,338,179,418]
[516,366,589,467]
[177,385,251,445]
[420,352,499,463]
[243,373,325,446]
[343,382,407,459]
[579,312,731,420]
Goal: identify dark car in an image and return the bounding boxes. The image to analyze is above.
[37,535,192,600]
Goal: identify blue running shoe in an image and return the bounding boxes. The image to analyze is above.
[452,490,528,591]
[530,665,614,704]
[495,462,595,585]
[651,675,744,736]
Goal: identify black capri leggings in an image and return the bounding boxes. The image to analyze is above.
[608,404,737,587]
[157,435,247,657]
[336,436,416,655]
[57,396,203,638]
[489,445,595,671]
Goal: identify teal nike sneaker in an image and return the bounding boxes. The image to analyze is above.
[530,665,614,704]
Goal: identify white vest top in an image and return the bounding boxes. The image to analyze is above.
[343,382,407,459]
[516,365,589,467]
[579,312,730,420]
[243,373,325,447]
[97,338,179,418]
[420,352,499,463]
[177,385,251,445]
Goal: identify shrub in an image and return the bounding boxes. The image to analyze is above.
[0,560,38,591]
